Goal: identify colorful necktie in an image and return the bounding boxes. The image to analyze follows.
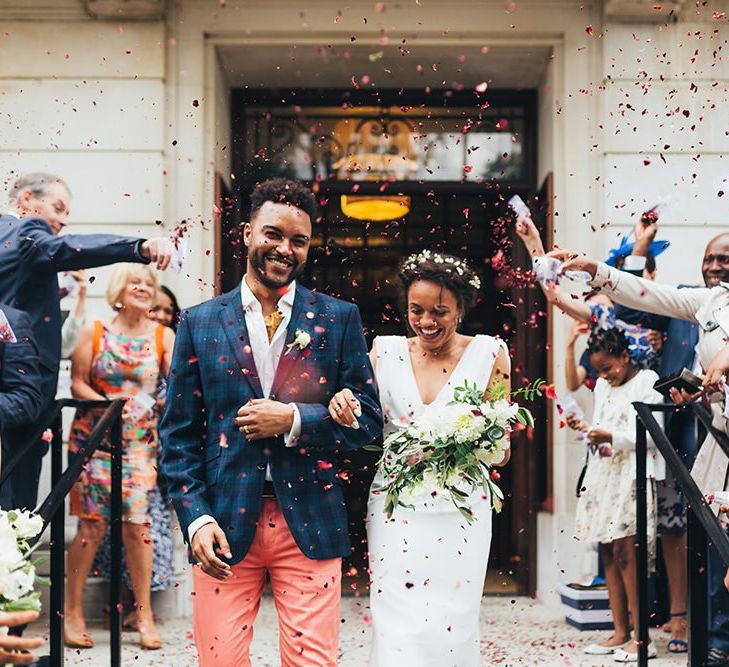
[263,310,284,343]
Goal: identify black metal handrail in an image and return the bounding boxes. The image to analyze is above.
[633,401,729,667]
[2,398,126,667]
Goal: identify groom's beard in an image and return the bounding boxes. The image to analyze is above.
[249,249,305,289]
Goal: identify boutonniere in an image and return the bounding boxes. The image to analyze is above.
[286,329,312,355]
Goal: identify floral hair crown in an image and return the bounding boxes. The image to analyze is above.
[401,250,482,290]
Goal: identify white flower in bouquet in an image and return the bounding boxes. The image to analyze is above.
[0,564,35,601]
[0,509,45,613]
[480,398,520,425]
[4,509,43,541]
[367,379,543,522]
[407,469,442,498]
[0,516,23,569]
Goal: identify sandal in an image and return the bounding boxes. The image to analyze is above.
[613,642,658,662]
[138,614,162,651]
[667,611,688,654]
[139,627,162,650]
[584,640,629,655]
[64,628,94,649]
[667,639,689,653]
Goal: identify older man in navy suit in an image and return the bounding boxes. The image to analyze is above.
[0,172,175,512]
[160,178,382,667]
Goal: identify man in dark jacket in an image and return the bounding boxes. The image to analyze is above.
[0,305,43,509]
[0,172,174,511]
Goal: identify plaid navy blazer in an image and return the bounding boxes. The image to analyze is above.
[159,283,383,564]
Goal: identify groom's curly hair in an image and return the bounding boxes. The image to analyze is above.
[249,178,317,221]
[397,251,479,316]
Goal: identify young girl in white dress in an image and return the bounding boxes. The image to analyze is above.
[566,327,664,662]
[328,252,511,667]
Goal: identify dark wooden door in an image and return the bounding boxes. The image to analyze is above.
[505,174,553,595]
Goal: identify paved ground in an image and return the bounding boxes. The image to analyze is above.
[53,596,687,666]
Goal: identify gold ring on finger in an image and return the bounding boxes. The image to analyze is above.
[243,425,250,434]
[196,562,203,569]
[334,405,342,412]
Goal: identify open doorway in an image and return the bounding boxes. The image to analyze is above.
[224,88,549,594]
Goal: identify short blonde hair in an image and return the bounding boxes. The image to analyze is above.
[105,264,158,310]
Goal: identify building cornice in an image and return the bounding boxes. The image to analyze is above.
[82,0,165,20]
[0,1,89,21]
[604,0,686,23]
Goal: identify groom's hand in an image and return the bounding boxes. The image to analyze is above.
[234,399,295,440]
[191,523,232,580]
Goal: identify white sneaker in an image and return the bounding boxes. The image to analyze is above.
[613,642,658,662]
[584,641,629,655]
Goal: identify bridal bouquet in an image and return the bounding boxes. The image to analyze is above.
[0,509,45,613]
[367,380,542,521]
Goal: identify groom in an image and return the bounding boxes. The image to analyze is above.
[160,178,382,667]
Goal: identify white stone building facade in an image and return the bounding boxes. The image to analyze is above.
[1,0,727,616]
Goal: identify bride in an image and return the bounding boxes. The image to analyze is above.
[328,251,511,666]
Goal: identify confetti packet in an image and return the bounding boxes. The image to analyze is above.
[559,395,587,444]
[532,256,561,284]
[507,194,530,218]
[58,272,79,299]
[560,395,584,421]
[126,392,156,421]
[0,308,17,343]
[156,377,168,403]
[171,237,188,273]
[532,256,592,285]
[708,491,729,507]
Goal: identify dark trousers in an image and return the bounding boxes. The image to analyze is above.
[709,539,729,650]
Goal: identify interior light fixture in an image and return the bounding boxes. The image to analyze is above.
[340,195,411,221]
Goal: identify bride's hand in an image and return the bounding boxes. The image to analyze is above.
[328,388,362,429]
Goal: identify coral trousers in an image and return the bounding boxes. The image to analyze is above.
[192,499,342,667]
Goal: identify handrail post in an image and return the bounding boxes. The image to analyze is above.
[687,505,708,666]
[49,413,64,667]
[635,415,649,667]
[109,405,123,667]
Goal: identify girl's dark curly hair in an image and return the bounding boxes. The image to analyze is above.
[587,326,631,358]
[396,251,480,316]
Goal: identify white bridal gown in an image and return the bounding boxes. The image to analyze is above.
[367,334,508,667]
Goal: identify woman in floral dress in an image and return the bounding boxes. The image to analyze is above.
[90,285,181,629]
[64,264,174,650]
